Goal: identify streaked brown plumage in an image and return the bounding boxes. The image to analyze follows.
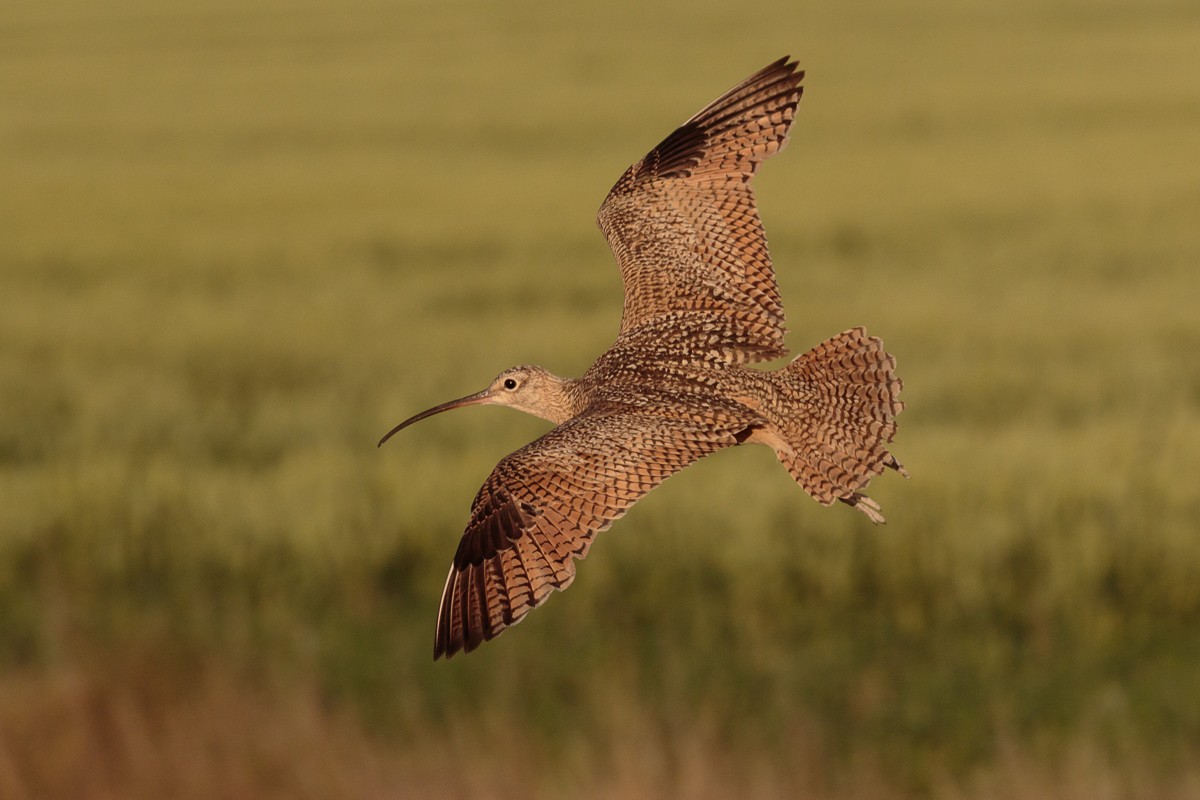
[380,57,907,660]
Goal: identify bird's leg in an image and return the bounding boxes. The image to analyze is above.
[882,453,910,479]
[840,493,886,525]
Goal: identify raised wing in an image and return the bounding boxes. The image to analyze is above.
[597,57,804,363]
[434,409,750,659]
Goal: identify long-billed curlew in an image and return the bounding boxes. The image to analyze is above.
[380,57,906,659]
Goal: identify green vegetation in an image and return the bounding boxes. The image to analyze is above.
[2,0,1199,796]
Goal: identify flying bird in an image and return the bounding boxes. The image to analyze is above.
[380,57,907,659]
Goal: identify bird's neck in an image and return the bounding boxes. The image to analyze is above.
[523,373,585,426]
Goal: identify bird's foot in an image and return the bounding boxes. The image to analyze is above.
[882,453,909,479]
[840,493,886,524]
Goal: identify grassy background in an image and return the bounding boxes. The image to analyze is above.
[2,0,1200,797]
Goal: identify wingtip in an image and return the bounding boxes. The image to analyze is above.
[771,54,803,78]
[783,58,805,91]
[433,626,460,660]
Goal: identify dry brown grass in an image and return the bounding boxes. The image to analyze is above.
[4,658,1199,800]
[0,662,405,800]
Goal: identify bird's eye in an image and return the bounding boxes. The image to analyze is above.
[503,378,518,390]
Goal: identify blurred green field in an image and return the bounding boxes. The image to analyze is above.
[3,0,1200,797]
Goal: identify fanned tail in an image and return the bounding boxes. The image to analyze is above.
[772,327,906,523]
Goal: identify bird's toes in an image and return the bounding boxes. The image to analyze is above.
[883,453,910,479]
[840,492,887,525]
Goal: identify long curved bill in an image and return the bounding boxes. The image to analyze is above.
[377,389,491,447]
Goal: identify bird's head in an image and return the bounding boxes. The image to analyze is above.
[378,365,573,447]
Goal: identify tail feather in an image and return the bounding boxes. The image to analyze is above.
[773,327,906,522]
